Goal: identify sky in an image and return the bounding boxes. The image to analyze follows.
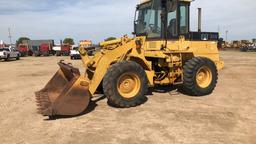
[0,0,255,44]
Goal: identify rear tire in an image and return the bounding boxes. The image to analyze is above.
[103,61,148,108]
[56,51,61,56]
[179,57,218,96]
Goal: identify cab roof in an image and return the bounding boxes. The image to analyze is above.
[139,0,193,4]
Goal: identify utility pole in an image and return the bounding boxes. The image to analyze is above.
[217,25,220,35]
[8,28,12,45]
[225,30,229,42]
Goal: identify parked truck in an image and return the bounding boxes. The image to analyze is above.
[240,40,256,52]
[53,44,71,56]
[0,47,20,61]
[31,43,53,56]
[61,44,71,56]
[23,40,54,57]
[79,40,95,56]
[40,43,51,56]
[70,45,81,59]
[31,46,40,56]
[53,46,61,56]
[18,44,32,57]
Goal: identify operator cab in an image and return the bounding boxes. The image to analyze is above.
[134,0,218,41]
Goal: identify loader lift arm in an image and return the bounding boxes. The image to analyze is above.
[81,36,152,95]
[36,35,153,116]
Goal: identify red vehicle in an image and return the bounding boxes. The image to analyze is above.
[40,43,51,56]
[18,44,31,57]
[55,44,71,56]
[61,44,71,56]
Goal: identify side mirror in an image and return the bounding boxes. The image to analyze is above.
[136,5,139,10]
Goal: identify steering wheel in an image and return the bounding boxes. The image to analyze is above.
[148,24,161,33]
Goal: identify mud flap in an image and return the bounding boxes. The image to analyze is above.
[35,61,90,116]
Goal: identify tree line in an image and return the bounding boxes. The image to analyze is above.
[16,37,75,46]
[16,36,117,46]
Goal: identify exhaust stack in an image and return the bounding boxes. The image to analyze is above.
[198,8,202,32]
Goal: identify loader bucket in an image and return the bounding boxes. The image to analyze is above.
[35,61,90,116]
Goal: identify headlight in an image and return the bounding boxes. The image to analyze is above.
[3,52,6,55]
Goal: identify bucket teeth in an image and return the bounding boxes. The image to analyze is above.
[41,108,53,116]
[37,107,53,116]
[35,91,53,116]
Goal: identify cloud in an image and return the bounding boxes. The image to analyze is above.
[0,0,81,14]
[190,0,256,40]
[0,0,255,44]
[0,0,138,43]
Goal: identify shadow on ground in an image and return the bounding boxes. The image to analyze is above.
[45,84,204,120]
[45,95,106,121]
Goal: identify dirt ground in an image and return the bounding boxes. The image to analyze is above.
[0,51,256,144]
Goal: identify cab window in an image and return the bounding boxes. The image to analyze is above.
[167,9,177,38]
[180,5,189,35]
[135,1,162,39]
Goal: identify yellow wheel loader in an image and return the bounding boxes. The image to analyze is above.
[35,0,224,117]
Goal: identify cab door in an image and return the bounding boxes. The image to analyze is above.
[142,4,165,51]
[166,2,190,51]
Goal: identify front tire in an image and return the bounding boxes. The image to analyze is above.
[103,61,148,108]
[180,57,218,96]
[5,55,10,61]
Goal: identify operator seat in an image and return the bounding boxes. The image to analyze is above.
[167,19,177,37]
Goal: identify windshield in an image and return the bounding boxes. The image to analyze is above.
[72,47,79,50]
[135,1,162,38]
[0,48,9,51]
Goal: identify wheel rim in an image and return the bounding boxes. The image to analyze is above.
[196,66,212,88]
[117,72,141,98]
